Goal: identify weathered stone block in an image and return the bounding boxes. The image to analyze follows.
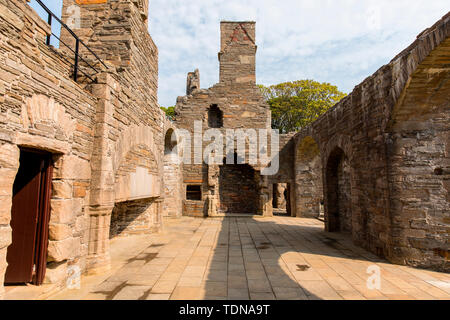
[50,199,76,224]
[47,237,81,262]
[44,262,68,285]
[0,196,12,225]
[0,225,12,250]
[73,181,89,198]
[49,223,72,241]
[0,143,19,169]
[74,215,87,235]
[54,155,91,180]
[52,180,72,199]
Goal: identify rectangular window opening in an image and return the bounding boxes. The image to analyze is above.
[186,185,202,201]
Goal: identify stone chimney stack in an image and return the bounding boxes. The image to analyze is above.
[186,69,200,95]
[219,21,257,85]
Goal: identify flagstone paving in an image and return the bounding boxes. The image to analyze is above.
[47,216,450,300]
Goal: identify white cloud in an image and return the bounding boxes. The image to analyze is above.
[150,0,449,106]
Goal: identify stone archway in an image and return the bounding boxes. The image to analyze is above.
[325,147,352,233]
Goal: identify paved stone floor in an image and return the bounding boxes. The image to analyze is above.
[30,217,450,300]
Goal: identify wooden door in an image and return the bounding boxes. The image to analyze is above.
[4,150,53,285]
[34,155,53,285]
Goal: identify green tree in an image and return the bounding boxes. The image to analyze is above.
[259,80,346,133]
[161,106,176,121]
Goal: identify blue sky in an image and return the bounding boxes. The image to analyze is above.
[30,1,449,107]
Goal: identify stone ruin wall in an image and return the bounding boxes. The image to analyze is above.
[0,0,164,297]
[0,2,447,301]
[294,136,323,219]
[173,22,272,217]
[268,133,297,217]
[60,0,164,247]
[173,78,272,217]
[386,18,450,269]
[293,13,450,271]
[0,0,99,295]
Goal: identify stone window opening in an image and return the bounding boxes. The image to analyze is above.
[208,104,223,128]
[164,129,177,155]
[186,185,202,201]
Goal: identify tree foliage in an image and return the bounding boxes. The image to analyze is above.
[161,106,176,121]
[259,80,346,133]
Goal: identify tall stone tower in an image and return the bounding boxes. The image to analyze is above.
[61,0,155,69]
[60,0,158,105]
[219,21,257,84]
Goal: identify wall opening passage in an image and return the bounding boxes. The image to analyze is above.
[208,104,223,128]
[186,185,202,201]
[5,149,53,286]
[219,156,258,214]
[272,183,289,216]
[326,147,352,233]
[295,136,323,218]
[164,128,177,155]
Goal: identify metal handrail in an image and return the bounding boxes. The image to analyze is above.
[34,0,108,82]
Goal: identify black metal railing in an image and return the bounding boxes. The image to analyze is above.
[34,0,108,82]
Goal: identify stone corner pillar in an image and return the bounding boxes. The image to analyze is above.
[206,192,218,217]
[207,163,219,217]
[152,198,164,233]
[85,71,118,275]
[259,176,273,217]
[85,205,114,275]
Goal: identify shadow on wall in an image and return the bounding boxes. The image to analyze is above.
[110,198,158,239]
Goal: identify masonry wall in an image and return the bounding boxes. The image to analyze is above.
[269,133,296,216]
[293,13,450,271]
[294,136,323,218]
[0,0,164,297]
[386,25,450,270]
[0,0,100,296]
[174,22,272,217]
[58,0,164,272]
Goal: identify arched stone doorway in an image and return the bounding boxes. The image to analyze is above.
[325,147,352,233]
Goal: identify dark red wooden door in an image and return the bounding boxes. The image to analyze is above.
[5,150,53,285]
[34,156,53,285]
